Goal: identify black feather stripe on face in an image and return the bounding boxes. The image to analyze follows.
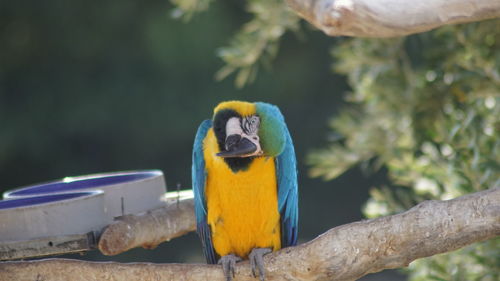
[242,116,260,135]
[213,109,239,150]
[242,119,250,135]
[213,109,254,173]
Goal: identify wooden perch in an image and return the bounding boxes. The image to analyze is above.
[98,191,195,255]
[285,0,500,37]
[1,187,499,281]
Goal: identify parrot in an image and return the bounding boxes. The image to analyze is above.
[192,100,298,281]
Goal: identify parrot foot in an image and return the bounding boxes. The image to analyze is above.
[249,248,272,281]
[218,254,242,281]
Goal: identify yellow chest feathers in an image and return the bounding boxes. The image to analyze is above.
[203,129,281,258]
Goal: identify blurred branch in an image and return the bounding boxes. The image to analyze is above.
[2,187,499,281]
[285,0,500,37]
[98,192,195,256]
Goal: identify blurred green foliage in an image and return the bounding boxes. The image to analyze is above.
[308,20,500,280]
[171,0,300,88]
[215,0,300,88]
[170,0,213,20]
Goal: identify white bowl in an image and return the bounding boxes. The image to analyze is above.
[0,191,106,241]
[3,170,167,222]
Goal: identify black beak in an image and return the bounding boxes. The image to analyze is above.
[216,134,257,158]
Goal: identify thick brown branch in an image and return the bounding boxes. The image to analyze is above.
[98,193,196,255]
[1,187,499,281]
[285,0,500,37]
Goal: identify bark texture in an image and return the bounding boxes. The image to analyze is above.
[98,194,196,255]
[1,187,499,281]
[285,0,500,37]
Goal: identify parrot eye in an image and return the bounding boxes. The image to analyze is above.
[243,116,260,135]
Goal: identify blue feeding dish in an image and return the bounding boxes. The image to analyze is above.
[0,191,106,241]
[3,170,167,222]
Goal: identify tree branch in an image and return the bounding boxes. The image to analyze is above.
[285,0,500,37]
[1,187,499,281]
[98,192,195,255]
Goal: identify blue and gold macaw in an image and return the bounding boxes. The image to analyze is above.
[192,101,298,281]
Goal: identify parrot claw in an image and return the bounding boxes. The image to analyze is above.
[218,254,242,281]
[249,248,272,281]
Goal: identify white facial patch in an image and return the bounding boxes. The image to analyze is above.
[224,116,263,156]
[226,117,243,136]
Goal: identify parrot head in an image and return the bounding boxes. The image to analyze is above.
[212,101,287,161]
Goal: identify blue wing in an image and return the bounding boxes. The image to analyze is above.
[276,123,299,248]
[192,119,218,264]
